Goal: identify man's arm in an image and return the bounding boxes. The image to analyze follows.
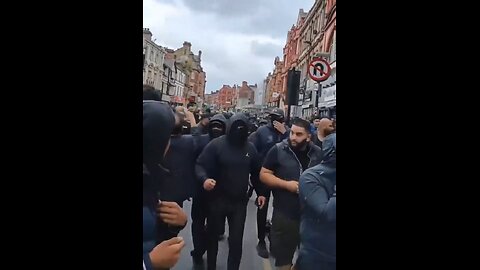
[249,144,266,197]
[299,171,336,222]
[260,146,298,193]
[195,139,218,185]
[280,125,290,140]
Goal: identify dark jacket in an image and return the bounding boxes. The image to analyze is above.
[269,140,323,220]
[249,122,289,162]
[191,123,208,136]
[162,134,198,202]
[298,134,336,267]
[196,114,266,201]
[143,101,175,270]
[193,114,228,197]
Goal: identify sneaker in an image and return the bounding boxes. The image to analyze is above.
[256,241,269,258]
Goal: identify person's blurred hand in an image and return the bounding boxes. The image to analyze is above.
[157,201,187,227]
[149,237,185,269]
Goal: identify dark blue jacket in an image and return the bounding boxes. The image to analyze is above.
[248,122,289,162]
[191,123,208,136]
[143,101,175,270]
[162,134,198,202]
[297,134,336,268]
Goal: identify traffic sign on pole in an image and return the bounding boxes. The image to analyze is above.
[308,58,331,82]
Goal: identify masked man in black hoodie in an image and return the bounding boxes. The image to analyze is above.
[143,101,186,269]
[196,113,267,270]
[190,113,228,265]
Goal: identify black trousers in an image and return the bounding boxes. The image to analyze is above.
[256,192,270,242]
[270,210,300,267]
[207,197,248,270]
[191,194,208,258]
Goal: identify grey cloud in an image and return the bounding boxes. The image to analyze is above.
[147,0,314,93]
[251,40,283,58]
[181,0,260,16]
[181,0,314,38]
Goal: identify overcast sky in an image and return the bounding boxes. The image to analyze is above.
[143,0,314,93]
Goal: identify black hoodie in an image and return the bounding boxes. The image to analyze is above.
[192,114,227,198]
[160,115,227,202]
[195,113,228,157]
[143,101,175,265]
[143,101,175,205]
[195,113,266,201]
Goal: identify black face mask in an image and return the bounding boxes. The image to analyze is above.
[209,122,225,139]
[210,127,224,139]
[229,125,249,145]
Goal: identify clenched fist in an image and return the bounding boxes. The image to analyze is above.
[203,178,216,191]
[284,180,299,194]
[257,196,267,209]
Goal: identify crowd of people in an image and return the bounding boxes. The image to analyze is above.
[142,84,336,270]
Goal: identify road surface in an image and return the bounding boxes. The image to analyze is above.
[173,197,276,270]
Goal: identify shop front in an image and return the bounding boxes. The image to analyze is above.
[322,84,336,118]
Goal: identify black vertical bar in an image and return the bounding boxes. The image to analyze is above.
[315,82,322,107]
[287,104,291,125]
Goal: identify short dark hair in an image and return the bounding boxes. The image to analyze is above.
[143,84,161,101]
[291,117,311,132]
[313,115,330,121]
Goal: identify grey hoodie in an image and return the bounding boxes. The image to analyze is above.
[298,133,336,266]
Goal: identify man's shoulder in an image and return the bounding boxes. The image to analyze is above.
[274,139,289,150]
[309,143,323,154]
[210,135,226,146]
[246,141,258,152]
[256,125,273,135]
[301,164,332,182]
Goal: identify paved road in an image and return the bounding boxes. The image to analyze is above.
[173,197,276,270]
